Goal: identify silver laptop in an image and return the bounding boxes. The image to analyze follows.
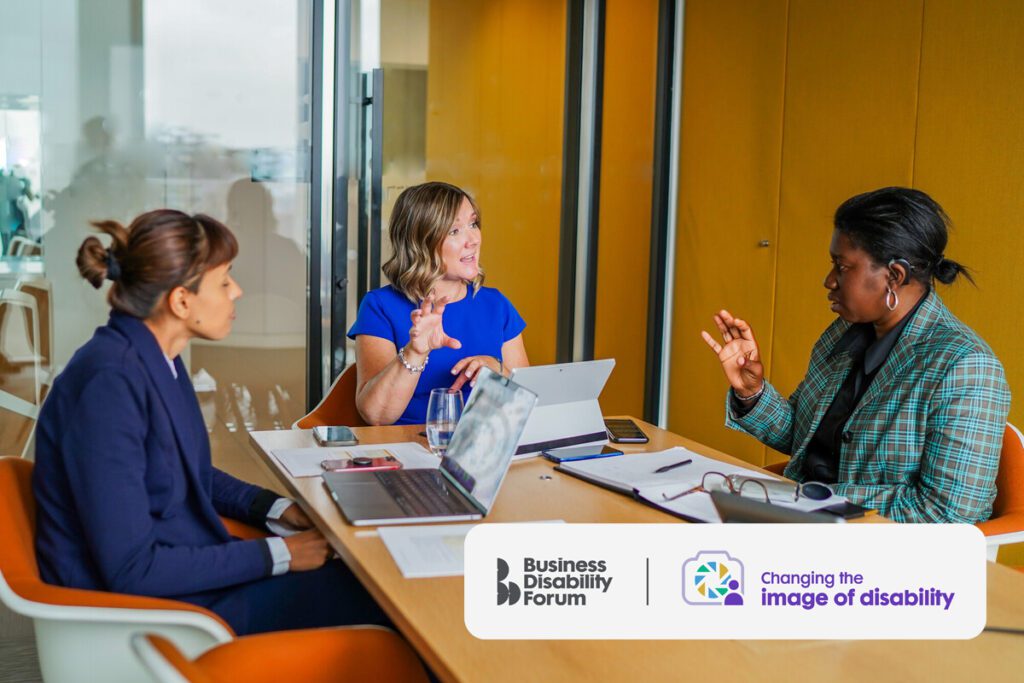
[324,368,538,526]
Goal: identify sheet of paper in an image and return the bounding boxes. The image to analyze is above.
[272,442,439,478]
[377,523,475,579]
[378,520,565,579]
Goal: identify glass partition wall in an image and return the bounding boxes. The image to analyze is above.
[1,0,570,467]
[0,0,313,484]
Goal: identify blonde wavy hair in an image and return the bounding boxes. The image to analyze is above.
[383,181,485,302]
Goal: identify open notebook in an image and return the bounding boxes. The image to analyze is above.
[555,447,846,523]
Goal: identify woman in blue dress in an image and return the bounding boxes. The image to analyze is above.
[349,182,529,425]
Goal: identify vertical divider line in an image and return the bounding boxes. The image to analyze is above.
[646,556,650,606]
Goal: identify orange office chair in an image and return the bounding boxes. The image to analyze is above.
[978,423,1024,561]
[0,456,242,682]
[132,629,428,683]
[763,460,787,476]
[293,363,367,429]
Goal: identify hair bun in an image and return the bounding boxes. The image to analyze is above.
[933,255,973,286]
[105,248,122,282]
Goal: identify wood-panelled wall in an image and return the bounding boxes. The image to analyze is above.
[426,0,567,366]
[669,0,788,466]
[670,0,1024,466]
[593,0,659,416]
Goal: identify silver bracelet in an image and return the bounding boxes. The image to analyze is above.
[735,380,765,402]
[398,347,428,374]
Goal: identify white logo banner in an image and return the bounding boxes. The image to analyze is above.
[464,523,985,639]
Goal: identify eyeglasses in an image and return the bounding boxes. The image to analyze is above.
[661,471,771,504]
[661,472,834,505]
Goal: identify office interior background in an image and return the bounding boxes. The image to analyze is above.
[1,0,1023,663]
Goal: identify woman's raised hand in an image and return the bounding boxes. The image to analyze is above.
[407,295,462,356]
[700,310,764,397]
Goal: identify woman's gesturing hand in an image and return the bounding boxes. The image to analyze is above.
[449,355,502,391]
[700,309,764,398]
[407,295,463,356]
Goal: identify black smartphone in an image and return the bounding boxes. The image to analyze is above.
[542,444,624,464]
[821,501,869,520]
[604,418,649,444]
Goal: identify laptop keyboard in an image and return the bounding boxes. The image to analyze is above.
[375,469,477,517]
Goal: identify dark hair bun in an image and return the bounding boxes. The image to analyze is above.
[933,257,971,286]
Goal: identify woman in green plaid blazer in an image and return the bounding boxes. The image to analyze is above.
[703,187,1010,523]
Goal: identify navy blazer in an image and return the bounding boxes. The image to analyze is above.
[33,312,273,598]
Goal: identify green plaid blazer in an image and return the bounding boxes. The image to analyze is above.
[726,291,1010,523]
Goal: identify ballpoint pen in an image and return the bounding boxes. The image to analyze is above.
[654,458,692,474]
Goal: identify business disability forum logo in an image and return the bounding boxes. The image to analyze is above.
[683,551,745,606]
[497,557,612,606]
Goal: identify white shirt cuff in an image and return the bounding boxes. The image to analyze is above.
[265,536,291,576]
[265,498,303,537]
[267,497,293,520]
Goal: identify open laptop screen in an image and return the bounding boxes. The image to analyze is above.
[440,368,537,512]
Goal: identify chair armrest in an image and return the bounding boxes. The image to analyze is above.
[985,530,1024,548]
[1,571,233,640]
[976,511,1024,537]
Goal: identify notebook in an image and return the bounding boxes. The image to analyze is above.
[556,447,846,523]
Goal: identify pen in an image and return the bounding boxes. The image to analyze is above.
[654,458,692,474]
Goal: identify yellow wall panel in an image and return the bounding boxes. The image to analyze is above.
[769,0,923,461]
[667,0,788,466]
[426,0,566,365]
[593,0,659,416]
[913,0,1024,429]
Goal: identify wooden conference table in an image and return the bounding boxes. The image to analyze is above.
[248,418,1024,683]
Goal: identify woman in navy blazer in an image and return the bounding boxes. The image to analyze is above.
[32,210,386,635]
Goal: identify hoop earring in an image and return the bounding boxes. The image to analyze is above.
[885,287,898,312]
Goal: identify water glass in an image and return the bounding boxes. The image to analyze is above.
[426,388,463,457]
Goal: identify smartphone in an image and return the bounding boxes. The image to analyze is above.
[321,451,402,472]
[313,425,358,447]
[542,444,624,464]
[821,501,870,520]
[605,418,649,444]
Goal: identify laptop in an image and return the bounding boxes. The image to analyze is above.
[323,368,538,526]
[710,491,843,524]
[504,358,615,456]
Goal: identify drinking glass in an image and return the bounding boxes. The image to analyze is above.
[426,388,463,457]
